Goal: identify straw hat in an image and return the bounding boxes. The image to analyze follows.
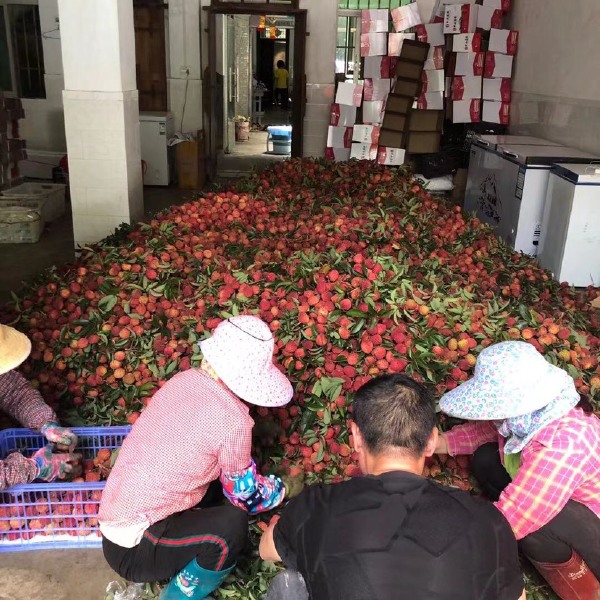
[199,316,293,407]
[439,341,574,420]
[0,325,32,375]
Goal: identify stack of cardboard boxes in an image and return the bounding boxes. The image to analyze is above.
[0,94,27,190]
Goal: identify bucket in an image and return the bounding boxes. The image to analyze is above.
[267,126,292,155]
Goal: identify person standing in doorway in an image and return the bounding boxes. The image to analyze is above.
[273,60,289,110]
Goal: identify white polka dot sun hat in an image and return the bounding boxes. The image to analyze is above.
[199,315,293,407]
[439,341,575,420]
[0,325,32,375]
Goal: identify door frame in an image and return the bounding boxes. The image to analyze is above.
[206,4,307,179]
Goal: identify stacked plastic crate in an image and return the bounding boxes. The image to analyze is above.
[0,94,26,190]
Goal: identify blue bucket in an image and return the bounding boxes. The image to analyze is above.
[267,126,292,155]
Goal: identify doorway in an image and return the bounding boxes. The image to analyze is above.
[207,5,307,179]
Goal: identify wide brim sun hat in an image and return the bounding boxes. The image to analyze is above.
[439,341,574,420]
[0,325,32,375]
[199,315,293,408]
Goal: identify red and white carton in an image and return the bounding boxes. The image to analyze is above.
[424,46,445,70]
[330,104,357,127]
[482,100,510,124]
[388,33,416,57]
[327,126,353,149]
[444,4,480,34]
[350,142,378,161]
[377,147,406,166]
[416,91,444,111]
[452,32,483,52]
[362,101,385,125]
[483,0,511,13]
[352,125,381,145]
[391,3,423,33]
[451,76,482,100]
[361,9,389,33]
[482,77,512,102]
[364,56,391,79]
[415,23,445,47]
[477,6,503,31]
[363,79,392,102]
[360,33,387,57]
[335,82,364,107]
[452,98,482,123]
[484,52,513,78]
[421,69,445,93]
[455,52,485,76]
[489,29,519,55]
[325,147,351,162]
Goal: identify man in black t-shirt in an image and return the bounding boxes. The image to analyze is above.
[259,374,525,600]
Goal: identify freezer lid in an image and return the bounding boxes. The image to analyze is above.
[552,163,600,185]
[497,144,599,166]
[472,134,561,151]
[139,111,175,122]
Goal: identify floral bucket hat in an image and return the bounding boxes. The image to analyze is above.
[439,341,575,420]
[199,315,293,408]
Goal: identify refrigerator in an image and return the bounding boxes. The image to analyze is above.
[537,164,600,287]
[464,140,597,256]
[139,112,175,186]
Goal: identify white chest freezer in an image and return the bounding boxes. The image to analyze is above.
[464,141,597,256]
[139,111,175,186]
[537,164,600,287]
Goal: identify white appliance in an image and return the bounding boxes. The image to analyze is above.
[139,111,175,186]
[537,164,600,287]
[464,139,597,256]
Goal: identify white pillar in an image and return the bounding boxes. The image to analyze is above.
[58,0,143,247]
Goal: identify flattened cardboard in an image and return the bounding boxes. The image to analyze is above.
[385,94,414,114]
[361,9,389,33]
[482,77,512,102]
[364,56,391,79]
[452,32,483,52]
[327,126,353,149]
[388,33,416,57]
[415,23,445,47]
[455,52,485,76]
[452,98,482,123]
[406,131,442,154]
[361,33,388,57]
[352,125,381,145]
[483,0,511,12]
[350,142,378,161]
[395,59,425,81]
[424,46,445,70]
[444,4,480,34]
[451,76,483,100]
[330,103,357,127]
[408,109,444,132]
[363,78,393,102]
[477,6,503,30]
[393,77,422,98]
[488,29,519,55]
[378,129,405,149]
[362,101,385,125]
[391,3,423,33]
[416,91,444,111]
[377,147,406,166]
[421,69,445,93]
[325,147,351,162]
[335,82,364,107]
[399,39,431,63]
[482,100,510,124]
[484,52,513,78]
[382,112,409,132]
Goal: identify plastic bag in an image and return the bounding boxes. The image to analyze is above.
[105,581,146,600]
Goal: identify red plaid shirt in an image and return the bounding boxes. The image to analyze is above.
[0,370,57,489]
[98,369,254,547]
[445,408,600,539]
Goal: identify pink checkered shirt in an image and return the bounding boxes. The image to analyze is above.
[0,370,57,489]
[98,369,254,547]
[445,408,600,539]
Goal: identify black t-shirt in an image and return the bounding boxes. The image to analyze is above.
[273,471,522,600]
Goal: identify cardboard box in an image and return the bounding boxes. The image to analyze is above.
[378,129,405,149]
[385,94,414,114]
[489,29,519,55]
[408,109,444,132]
[352,125,381,145]
[382,112,409,132]
[335,82,364,107]
[416,91,444,111]
[424,46,445,70]
[327,126,353,149]
[363,78,392,101]
[377,147,406,166]
[415,23,445,47]
[406,132,442,154]
[361,33,387,57]
[362,101,385,125]
[451,76,483,100]
[455,52,485,76]
[361,9,389,34]
[482,77,512,101]
[483,0,511,12]
[364,56,391,79]
[444,5,480,34]
[350,142,378,161]
[452,32,483,52]
[393,77,422,98]
[325,147,351,162]
[391,3,423,33]
[175,133,205,190]
[399,39,431,63]
[421,69,445,93]
[395,59,425,81]
[477,6,503,30]
[482,100,510,124]
[452,98,482,123]
[330,103,357,127]
[484,52,513,78]
[388,33,416,57]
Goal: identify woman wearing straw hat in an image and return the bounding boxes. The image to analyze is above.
[435,341,600,600]
[99,315,293,600]
[0,325,80,490]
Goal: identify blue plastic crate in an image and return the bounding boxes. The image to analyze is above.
[0,426,130,552]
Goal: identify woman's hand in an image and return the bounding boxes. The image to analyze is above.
[434,432,449,455]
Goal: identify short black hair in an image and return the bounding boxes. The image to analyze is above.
[353,374,436,457]
[277,60,285,68]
